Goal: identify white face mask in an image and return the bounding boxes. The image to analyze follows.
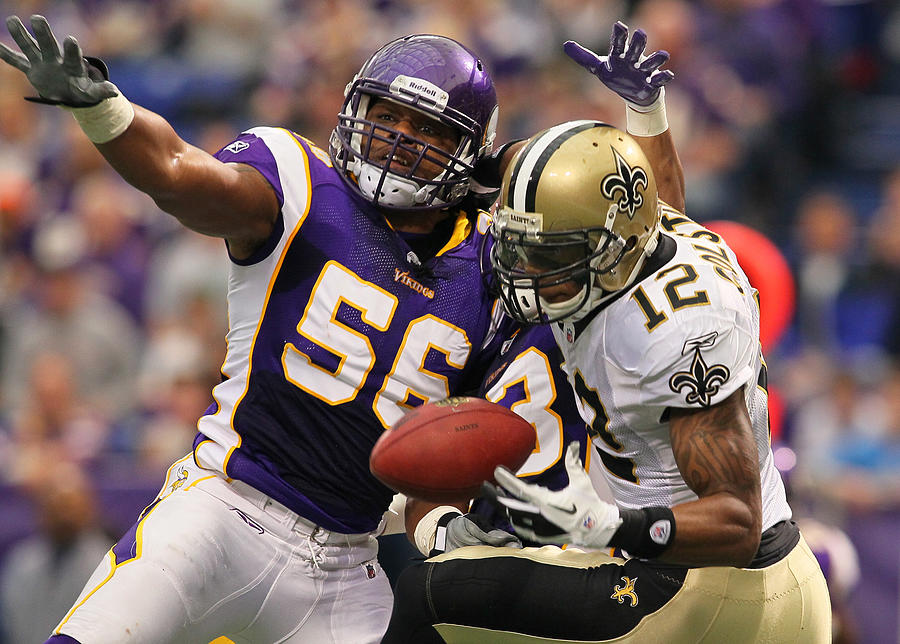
[353,160,441,208]
[346,93,465,210]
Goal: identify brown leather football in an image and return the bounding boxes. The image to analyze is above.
[370,397,537,503]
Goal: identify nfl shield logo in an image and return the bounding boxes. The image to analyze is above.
[649,520,671,545]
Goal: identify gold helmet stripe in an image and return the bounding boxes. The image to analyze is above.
[508,120,610,213]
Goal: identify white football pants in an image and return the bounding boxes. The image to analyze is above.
[51,454,393,644]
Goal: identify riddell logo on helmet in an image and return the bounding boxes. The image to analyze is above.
[390,75,449,110]
[407,79,437,97]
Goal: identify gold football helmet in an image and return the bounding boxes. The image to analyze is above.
[491,120,660,323]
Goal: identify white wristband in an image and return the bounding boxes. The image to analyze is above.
[62,88,135,144]
[625,87,668,137]
[379,493,408,536]
[413,506,462,556]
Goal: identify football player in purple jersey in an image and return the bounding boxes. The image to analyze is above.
[1,14,512,644]
[398,21,685,566]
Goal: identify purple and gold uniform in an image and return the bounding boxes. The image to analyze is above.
[193,127,497,534]
[36,30,504,644]
[52,130,501,644]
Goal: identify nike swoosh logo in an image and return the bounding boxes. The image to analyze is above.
[498,496,577,516]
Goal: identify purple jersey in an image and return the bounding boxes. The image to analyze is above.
[471,321,590,529]
[193,128,497,533]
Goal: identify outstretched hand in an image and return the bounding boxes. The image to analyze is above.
[485,442,623,548]
[565,21,673,108]
[0,14,117,107]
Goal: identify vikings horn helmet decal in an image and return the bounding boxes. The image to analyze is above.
[329,34,498,211]
[490,120,660,323]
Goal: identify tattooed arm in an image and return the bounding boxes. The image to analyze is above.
[662,387,763,566]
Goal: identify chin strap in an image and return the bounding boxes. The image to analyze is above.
[354,159,456,209]
[623,226,660,284]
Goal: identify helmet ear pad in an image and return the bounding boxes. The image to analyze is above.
[594,233,646,292]
[329,34,498,211]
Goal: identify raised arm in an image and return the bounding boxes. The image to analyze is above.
[0,15,278,257]
[565,21,685,211]
[628,128,683,211]
[97,107,278,255]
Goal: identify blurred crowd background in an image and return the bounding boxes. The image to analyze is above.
[0,0,898,642]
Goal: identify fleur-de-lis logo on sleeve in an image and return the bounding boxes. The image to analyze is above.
[668,333,731,407]
[601,148,648,220]
[611,576,639,607]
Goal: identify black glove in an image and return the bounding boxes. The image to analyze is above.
[467,139,526,210]
[0,14,117,107]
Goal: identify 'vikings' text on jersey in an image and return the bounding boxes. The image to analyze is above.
[193,128,499,534]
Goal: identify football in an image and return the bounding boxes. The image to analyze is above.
[370,397,537,503]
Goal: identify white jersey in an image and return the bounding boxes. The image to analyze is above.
[552,211,791,532]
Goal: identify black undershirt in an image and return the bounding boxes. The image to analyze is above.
[396,213,457,264]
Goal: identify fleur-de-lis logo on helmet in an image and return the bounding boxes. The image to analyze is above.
[600,148,649,220]
[668,334,731,407]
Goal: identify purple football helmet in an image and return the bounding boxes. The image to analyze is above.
[329,34,499,210]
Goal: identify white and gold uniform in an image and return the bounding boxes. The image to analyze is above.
[553,210,791,531]
[384,121,831,644]
[385,213,832,644]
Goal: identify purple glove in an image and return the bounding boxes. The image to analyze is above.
[564,21,673,108]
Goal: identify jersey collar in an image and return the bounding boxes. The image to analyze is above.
[561,232,677,341]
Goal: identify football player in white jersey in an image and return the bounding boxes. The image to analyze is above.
[397,20,686,567]
[384,25,832,644]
